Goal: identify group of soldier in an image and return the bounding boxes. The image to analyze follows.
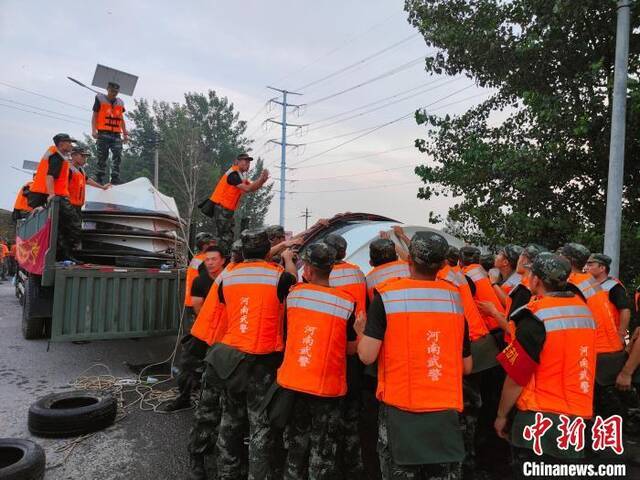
[161,156,640,480]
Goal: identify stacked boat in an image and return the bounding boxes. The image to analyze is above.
[77,178,187,268]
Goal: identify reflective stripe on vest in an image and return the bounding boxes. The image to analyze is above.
[209,165,248,211]
[221,261,284,354]
[366,261,410,300]
[30,146,70,197]
[330,262,367,316]
[502,272,522,291]
[600,278,619,293]
[466,266,487,282]
[516,296,596,418]
[184,253,207,307]
[277,284,354,397]
[95,93,124,133]
[463,264,504,332]
[376,278,465,413]
[569,273,622,353]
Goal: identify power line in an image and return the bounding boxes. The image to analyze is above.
[272,11,402,85]
[275,180,418,194]
[292,163,418,182]
[291,84,478,167]
[294,34,419,91]
[294,146,413,170]
[0,102,87,127]
[0,80,90,111]
[305,56,425,106]
[0,96,87,123]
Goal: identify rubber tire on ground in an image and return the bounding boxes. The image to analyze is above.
[21,275,44,340]
[0,438,46,480]
[28,390,118,438]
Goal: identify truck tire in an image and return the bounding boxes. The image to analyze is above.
[22,276,44,340]
[0,438,46,480]
[28,391,117,438]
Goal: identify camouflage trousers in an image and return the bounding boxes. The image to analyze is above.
[216,360,276,480]
[95,131,123,184]
[188,365,224,479]
[177,335,208,401]
[339,394,365,479]
[378,407,462,480]
[461,374,482,480]
[213,204,235,255]
[283,393,342,480]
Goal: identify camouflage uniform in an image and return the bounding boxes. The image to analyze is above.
[213,204,236,254]
[188,364,224,479]
[377,406,462,480]
[461,374,482,480]
[216,359,277,480]
[339,394,365,479]
[284,393,342,480]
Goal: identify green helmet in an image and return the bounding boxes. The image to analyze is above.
[558,243,591,269]
[301,242,336,272]
[323,234,347,260]
[240,228,270,251]
[409,231,449,265]
[531,252,571,287]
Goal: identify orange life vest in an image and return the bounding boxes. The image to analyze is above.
[501,271,522,296]
[376,278,466,412]
[191,274,226,345]
[209,165,249,211]
[600,277,625,330]
[68,165,87,207]
[220,261,285,354]
[95,93,125,133]
[9,244,17,258]
[330,261,367,317]
[438,264,489,341]
[463,264,505,331]
[184,253,207,307]
[277,283,355,397]
[503,274,533,343]
[13,182,33,212]
[365,260,410,301]
[0,244,7,258]
[516,295,596,418]
[31,146,70,197]
[569,273,622,353]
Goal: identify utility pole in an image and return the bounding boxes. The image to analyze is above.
[603,0,631,277]
[300,208,311,230]
[266,86,306,228]
[149,132,162,189]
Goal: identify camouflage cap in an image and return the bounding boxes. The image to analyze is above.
[446,246,460,262]
[265,225,285,241]
[195,232,217,248]
[521,243,548,263]
[241,228,270,251]
[586,253,611,268]
[531,252,571,286]
[558,242,591,268]
[323,233,347,260]
[369,238,396,262]
[409,231,449,265]
[460,245,481,264]
[480,253,495,271]
[301,242,336,271]
[499,244,524,266]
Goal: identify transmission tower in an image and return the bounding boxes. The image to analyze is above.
[266,86,307,227]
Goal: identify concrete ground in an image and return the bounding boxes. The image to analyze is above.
[0,281,192,479]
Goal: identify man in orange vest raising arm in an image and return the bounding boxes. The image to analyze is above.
[357,231,473,479]
[199,229,296,479]
[92,82,127,184]
[200,153,269,253]
[494,253,596,477]
[275,242,357,479]
[28,134,82,262]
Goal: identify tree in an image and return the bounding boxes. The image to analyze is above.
[405,0,640,283]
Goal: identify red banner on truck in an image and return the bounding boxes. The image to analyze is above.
[16,218,51,275]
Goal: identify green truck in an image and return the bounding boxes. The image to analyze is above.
[16,198,185,342]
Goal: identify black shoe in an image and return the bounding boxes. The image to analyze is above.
[187,454,206,480]
[159,396,191,412]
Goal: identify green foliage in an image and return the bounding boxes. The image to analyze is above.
[406,0,640,284]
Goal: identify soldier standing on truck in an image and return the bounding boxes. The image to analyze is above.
[92,82,128,185]
[199,153,269,253]
[28,134,82,263]
[68,146,111,212]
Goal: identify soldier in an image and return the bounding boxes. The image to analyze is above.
[185,233,219,326]
[585,253,630,342]
[12,180,33,222]
[162,245,226,413]
[68,145,111,212]
[276,242,357,479]
[480,253,496,274]
[447,245,461,270]
[324,233,367,479]
[365,238,410,302]
[357,231,472,479]
[92,82,128,184]
[200,153,270,252]
[495,253,596,478]
[491,244,524,307]
[206,229,297,479]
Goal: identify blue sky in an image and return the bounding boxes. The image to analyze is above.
[0,0,488,232]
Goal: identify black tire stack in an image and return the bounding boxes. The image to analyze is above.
[0,438,45,480]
